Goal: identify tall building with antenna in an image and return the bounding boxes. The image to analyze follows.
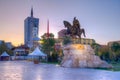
[24,7,39,48]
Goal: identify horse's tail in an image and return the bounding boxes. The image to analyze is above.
[81,28,86,37]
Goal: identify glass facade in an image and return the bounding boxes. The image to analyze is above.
[24,17,39,48]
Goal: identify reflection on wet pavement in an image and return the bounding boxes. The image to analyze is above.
[0,61,120,80]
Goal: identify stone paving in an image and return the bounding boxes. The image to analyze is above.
[0,61,120,80]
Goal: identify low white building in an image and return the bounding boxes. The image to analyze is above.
[13,45,29,60]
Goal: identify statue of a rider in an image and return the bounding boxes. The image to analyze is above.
[63,17,86,40]
[73,17,81,34]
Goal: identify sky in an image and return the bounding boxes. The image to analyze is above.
[0,0,120,46]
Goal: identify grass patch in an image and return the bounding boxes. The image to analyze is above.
[111,62,120,71]
[94,67,115,71]
[95,62,120,71]
[41,61,60,64]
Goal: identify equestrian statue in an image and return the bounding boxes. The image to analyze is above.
[63,17,86,43]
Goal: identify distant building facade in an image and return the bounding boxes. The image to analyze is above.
[57,29,95,45]
[0,40,4,45]
[24,8,39,48]
[5,42,13,49]
[76,38,95,45]
[13,45,29,60]
[108,40,120,47]
[58,29,67,38]
[55,38,95,45]
[0,40,13,49]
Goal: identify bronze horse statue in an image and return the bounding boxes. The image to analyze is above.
[63,17,86,40]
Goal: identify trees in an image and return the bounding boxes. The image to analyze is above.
[92,42,120,62]
[41,38,55,55]
[91,43,101,56]
[91,43,111,61]
[41,33,54,39]
[111,42,120,53]
[62,36,72,45]
[98,46,110,61]
[110,42,120,61]
[41,33,56,62]
[0,41,13,55]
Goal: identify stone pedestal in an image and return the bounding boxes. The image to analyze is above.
[61,44,112,68]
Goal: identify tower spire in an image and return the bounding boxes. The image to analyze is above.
[47,20,49,38]
[31,7,33,17]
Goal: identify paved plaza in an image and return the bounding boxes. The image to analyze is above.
[0,61,120,80]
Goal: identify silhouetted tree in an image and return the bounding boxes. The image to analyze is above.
[98,46,110,61]
[41,33,56,62]
[110,42,120,61]
[62,36,72,45]
[91,43,101,55]
[0,41,13,55]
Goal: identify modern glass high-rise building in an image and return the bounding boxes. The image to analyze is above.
[24,8,39,48]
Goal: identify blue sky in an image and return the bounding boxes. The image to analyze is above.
[0,0,120,45]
